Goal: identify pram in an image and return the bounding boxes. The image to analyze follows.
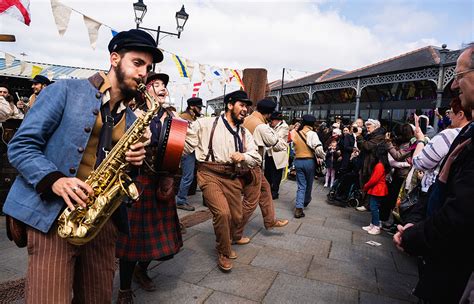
[327,169,362,207]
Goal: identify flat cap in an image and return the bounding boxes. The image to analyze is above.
[270,111,284,120]
[187,97,203,108]
[302,114,316,124]
[224,90,252,106]
[256,98,277,114]
[108,29,163,63]
[31,75,51,85]
[146,71,169,87]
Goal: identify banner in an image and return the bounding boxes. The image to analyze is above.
[172,54,188,78]
[0,0,31,26]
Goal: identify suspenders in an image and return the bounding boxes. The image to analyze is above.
[205,116,246,162]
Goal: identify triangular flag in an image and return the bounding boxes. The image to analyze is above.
[31,65,43,78]
[185,59,195,80]
[50,0,72,36]
[206,79,214,94]
[83,16,101,49]
[111,29,118,37]
[19,61,28,74]
[199,64,207,82]
[192,82,202,98]
[0,0,31,26]
[47,70,55,80]
[230,69,245,90]
[211,66,223,78]
[5,53,15,67]
[172,54,188,78]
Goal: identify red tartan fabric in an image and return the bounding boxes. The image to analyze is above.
[116,175,183,261]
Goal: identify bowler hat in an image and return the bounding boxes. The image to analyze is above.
[31,75,51,85]
[187,97,203,108]
[270,111,283,120]
[302,114,316,125]
[108,29,163,63]
[224,90,252,106]
[256,98,276,114]
[146,71,169,87]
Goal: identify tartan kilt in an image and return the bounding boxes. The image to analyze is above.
[116,175,183,261]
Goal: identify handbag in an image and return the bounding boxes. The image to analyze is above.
[399,184,420,219]
[6,215,27,248]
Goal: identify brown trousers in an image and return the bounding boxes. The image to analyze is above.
[197,169,243,256]
[25,220,117,304]
[235,167,276,240]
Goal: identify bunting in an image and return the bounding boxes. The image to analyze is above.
[230,69,245,90]
[31,65,43,78]
[185,59,195,80]
[50,0,72,36]
[83,15,101,49]
[5,53,15,67]
[172,54,188,78]
[0,0,31,26]
[192,82,202,97]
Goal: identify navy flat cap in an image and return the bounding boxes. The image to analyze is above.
[256,98,277,114]
[108,29,163,63]
[146,71,169,87]
[187,97,203,108]
[224,90,252,106]
[270,111,284,120]
[31,75,51,85]
[302,114,316,124]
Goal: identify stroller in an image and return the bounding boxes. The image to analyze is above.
[327,169,362,207]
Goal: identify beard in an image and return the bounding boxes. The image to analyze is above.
[114,62,140,100]
[230,108,245,125]
[192,107,202,117]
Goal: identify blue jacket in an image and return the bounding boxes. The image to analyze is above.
[3,78,135,233]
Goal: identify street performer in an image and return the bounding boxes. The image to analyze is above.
[2,29,159,303]
[186,90,261,271]
[234,98,289,245]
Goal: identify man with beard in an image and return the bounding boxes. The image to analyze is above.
[234,99,289,246]
[394,43,474,304]
[176,97,204,211]
[186,90,261,271]
[21,75,52,112]
[2,29,158,303]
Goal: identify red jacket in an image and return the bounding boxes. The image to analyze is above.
[363,162,388,197]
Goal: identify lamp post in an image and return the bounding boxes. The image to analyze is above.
[133,0,189,69]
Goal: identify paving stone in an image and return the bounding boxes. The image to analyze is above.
[306,255,378,293]
[312,206,352,220]
[392,251,418,276]
[199,263,277,302]
[251,246,312,277]
[182,227,201,241]
[232,242,264,265]
[296,222,352,243]
[324,217,369,232]
[190,218,216,235]
[252,230,331,258]
[263,273,358,304]
[360,291,411,304]
[183,231,218,257]
[151,248,217,284]
[329,242,397,271]
[376,267,418,302]
[274,205,327,225]
[349,211,372,225]
[126,273,213,304]
[204,291,258,304]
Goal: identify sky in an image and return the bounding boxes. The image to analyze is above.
[0,0,473,110]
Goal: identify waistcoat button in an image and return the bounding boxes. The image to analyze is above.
[69,168,76,174]
[78,147,84,153]
[84,127,91,133]
[96,92,101,99]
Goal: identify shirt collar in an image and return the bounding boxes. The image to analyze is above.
[98,71,127,114]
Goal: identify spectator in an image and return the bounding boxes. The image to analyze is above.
[0,84,23,122]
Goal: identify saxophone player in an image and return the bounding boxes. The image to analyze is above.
[3,29,161,303]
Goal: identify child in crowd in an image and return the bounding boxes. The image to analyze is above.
[362,145,390,235]
[324,140,339,188]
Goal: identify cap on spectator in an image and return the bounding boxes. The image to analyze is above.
[187,97,203,108]
[31,75,51,85]
[108,29,163,63]
[146,71,169,87]
[256,98,277,114]
[332,122,340,129]
[302,114,316,125]
[365,119,381,129]
[224,90,252,106]
[270,111,283,120]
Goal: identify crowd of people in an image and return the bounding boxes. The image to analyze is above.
[0,28,472,304]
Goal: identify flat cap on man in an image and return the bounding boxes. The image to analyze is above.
[224,90,252,106]
[270,111,284,120]
[108,29,163,63]
[31,75,51,85]
[187,97,203,108]
[302,114,316,124]
[256,98,277,114]
[146,71,169,86]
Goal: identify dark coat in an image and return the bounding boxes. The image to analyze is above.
[340,133,355,170]
[357,127,386,185]
[401,123,474,303]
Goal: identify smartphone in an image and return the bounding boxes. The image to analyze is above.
[419,116,428,134]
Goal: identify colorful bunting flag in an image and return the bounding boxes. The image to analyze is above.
[0,0,31,26]
[172,54,188,78]
[31,65,43,78]
[192,82,202,97]
[83,15,101,49]
[230,69,245,90]
[186,59,195,80]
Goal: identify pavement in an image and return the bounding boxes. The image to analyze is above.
[0,178,419,303]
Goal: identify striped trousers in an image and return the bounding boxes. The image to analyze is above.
[25,221,117,304]
[235,167,276,240]
[197,169,243,256]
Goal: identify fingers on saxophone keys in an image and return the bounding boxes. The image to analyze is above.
[67,186,87,209]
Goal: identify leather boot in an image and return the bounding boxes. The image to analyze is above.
[116,289,135,304]
[294,208,305,218]
[217,253,233,272]
[133,265,156,291]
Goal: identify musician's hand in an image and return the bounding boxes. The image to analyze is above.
[16,100,25,109]
[126,142,146,166]
[52,177,93,210]
[230,152,245,164]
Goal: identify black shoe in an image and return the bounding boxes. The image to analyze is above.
[177,203,195,211]
[294,208,305,218]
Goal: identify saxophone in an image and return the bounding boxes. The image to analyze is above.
[57,83,159,245]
